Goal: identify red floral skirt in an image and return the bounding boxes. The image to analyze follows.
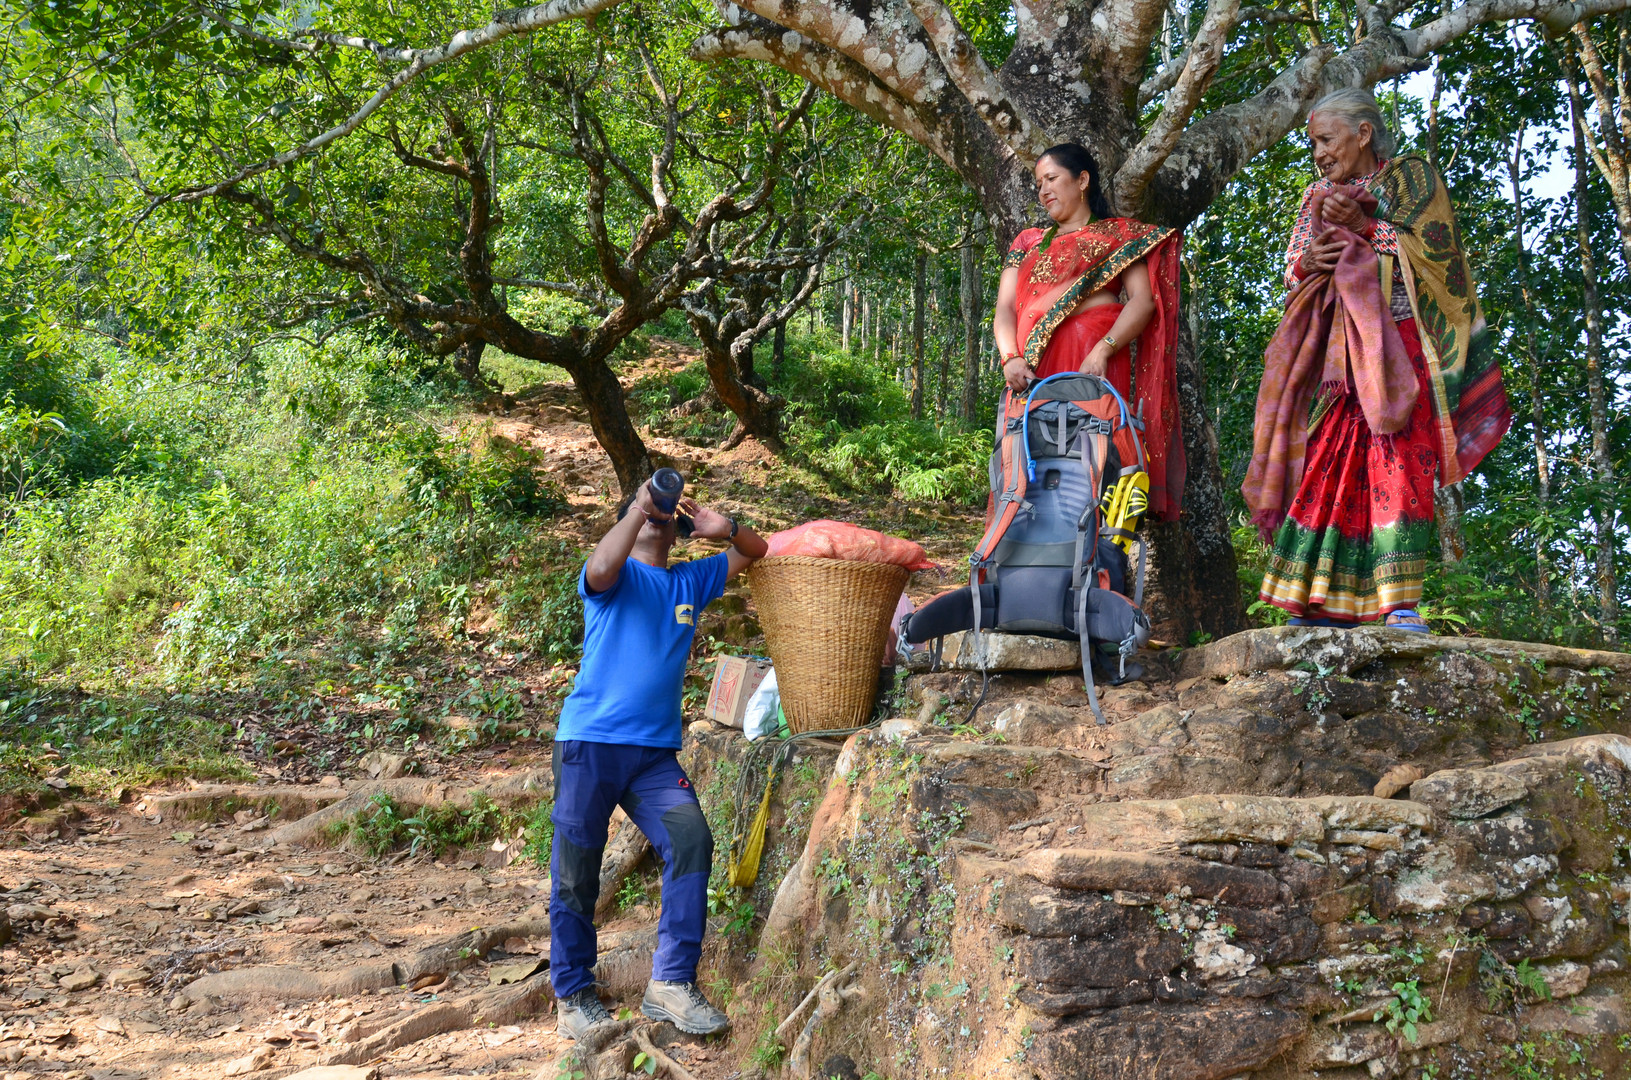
[1034,303,1132,399]
[1258,318,1439,622]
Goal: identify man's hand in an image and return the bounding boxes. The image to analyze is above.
[683,498,735,540]
[634,480,670,523]
[676,497,768,578]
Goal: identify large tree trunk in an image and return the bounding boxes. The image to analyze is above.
[455,338,489,387]
[568,358,654,497]
[1143,323,1244,643]
[682,313,788,452]
[959,223,986,423]
[1569,65,1622,646]
[911,249,927,419]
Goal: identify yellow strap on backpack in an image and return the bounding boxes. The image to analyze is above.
[1100,470,1149,554]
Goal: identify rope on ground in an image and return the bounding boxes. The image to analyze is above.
[723,699,886,889]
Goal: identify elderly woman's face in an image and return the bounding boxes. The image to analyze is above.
[1307,112,1377,183]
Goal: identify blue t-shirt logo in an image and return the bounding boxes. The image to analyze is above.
[675,604,694,626]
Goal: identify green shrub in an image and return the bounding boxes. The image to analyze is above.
[0,337,575,681]
[777,336,990,503]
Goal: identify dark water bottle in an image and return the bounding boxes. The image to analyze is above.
[649,468,685,516]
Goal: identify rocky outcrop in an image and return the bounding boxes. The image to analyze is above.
[684,627,1631,1080]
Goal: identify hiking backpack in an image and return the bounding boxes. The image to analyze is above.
[901,372,1152,724]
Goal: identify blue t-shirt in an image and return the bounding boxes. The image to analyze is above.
[556,552,730,749]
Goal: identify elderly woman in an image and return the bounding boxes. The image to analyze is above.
[1243,89,1510,629]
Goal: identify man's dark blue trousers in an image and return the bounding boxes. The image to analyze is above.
[548,740,714,999]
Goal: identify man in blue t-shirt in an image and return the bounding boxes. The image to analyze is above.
[550,477,767,1041]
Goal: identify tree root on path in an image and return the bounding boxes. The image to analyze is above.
[775,962,857,1043]
[323,969,554,1066]
[631,1025,700,1080]
[541,1018,636,1080]
[267,769,552,849]
[146,784,351,824]
[183,917,551,1002]
[787,967,865,1080]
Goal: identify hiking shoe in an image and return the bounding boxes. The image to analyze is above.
[641,980,730,1035]
[556,988,616,1041]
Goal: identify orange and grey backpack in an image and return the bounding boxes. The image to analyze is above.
[902,372,1152,723]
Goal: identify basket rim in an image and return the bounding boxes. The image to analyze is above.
[749,555,913,575]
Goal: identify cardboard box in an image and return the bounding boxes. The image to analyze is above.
[705,655,772,728]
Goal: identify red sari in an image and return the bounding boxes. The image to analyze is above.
[1005,219,1185,520]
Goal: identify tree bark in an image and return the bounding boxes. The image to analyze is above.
[1569,63,1622,646]
[912,248,927,419]
[773,320,787,376]
[681,312,788,452]
[1144,322,1244,642]
[1572,18,1631,272]
[1434,485,1467,564]
[568,357,654,495]
[935,269,955,420]
[959,222,986,423]
[841,278,853,352]
[1507,122,1552,611]
[454,337,489,387]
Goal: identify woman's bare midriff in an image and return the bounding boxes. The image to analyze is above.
[1069,288,1121,316]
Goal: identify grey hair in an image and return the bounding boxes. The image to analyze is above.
[1309,88,1398,159]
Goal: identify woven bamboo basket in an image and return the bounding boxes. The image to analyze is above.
[746,555,910,734]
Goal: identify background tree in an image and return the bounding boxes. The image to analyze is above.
[689,0,1631,635]
[17,2,865,494]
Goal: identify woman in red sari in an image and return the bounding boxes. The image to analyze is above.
[991,143,1187,519]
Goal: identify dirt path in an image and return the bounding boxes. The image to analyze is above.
[0,767,765,1080]
[0,344,987,1079]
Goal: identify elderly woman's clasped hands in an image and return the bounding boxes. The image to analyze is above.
[1299,191,1371,275]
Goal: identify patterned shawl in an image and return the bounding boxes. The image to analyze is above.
[1242,187,1420,539]
[1004,218,1186,520]
[1370,154,1512,483]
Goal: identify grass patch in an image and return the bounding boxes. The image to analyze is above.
[330,790,555,862]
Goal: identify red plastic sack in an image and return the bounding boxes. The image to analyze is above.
[766,520,935,572]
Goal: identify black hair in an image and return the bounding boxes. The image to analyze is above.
[1038,143,1114,220]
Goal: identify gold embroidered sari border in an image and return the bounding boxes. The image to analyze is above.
[1020,228,1175,369]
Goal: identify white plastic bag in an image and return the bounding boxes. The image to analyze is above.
[742,669,782,741]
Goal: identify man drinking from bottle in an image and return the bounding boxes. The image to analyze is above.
[549,473,767,1040]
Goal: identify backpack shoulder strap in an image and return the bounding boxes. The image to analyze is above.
[970,390,1031,569]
